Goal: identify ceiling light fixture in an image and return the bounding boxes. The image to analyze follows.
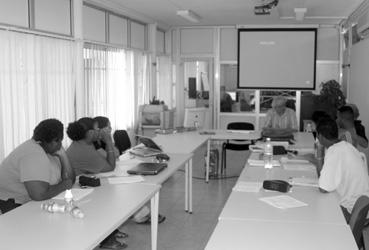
[177,10,201,23]
[294,8,307,21]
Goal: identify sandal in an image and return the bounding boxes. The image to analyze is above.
[99,235,127,249]
[112,229,128,238]
[136,214,166,224]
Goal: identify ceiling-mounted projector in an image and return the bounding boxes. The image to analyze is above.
[254,0,279,15]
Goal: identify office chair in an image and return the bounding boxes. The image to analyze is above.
[113,130,131,155]
[349,195,369,249]
[221,122,254,176]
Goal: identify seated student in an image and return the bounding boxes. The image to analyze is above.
[66,117,116,175]
[346,103,368,148]
[66,118,126,249]
[0,119,75,214]
[262,96,298,137]
[337,106,359,148]
[304,117,369,221]
[93,116,120,158]
[92,116,166,225]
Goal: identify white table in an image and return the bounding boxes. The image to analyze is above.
[204,129,262,182]
[219,187,346,225]
[154,132,210,212]
[0,183,160,250]
[206,219,357,250]
[238,165,317,183]
[138,153,194,213]
[154,132,209,154]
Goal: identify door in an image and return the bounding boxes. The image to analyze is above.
[180,59,214,129]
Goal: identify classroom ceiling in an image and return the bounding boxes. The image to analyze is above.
[108,0,365,28]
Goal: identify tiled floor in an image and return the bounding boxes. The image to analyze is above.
[99,144,250,250]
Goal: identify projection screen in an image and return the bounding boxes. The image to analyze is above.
[238,28,317,90]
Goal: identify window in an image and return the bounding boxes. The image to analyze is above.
[0,30,75,159]
[156,56,173,108]
[84,44,150,132]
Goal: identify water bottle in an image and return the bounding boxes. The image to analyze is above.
[41,201,66,213]
[264,138,273,169]
[64,189,74,212]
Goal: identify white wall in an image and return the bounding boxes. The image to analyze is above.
[348,38,369,158]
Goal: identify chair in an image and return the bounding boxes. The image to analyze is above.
[349,195,369,249]
[113,130,131,155]
[221,122,254,176]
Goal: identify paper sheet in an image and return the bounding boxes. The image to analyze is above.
[233,181,262,192]
[53,188,94,201]
[280,157,316,171]
[291,177,319,187]
[259,195,308,209]
[247,159,281,167]
[107,176,145,184]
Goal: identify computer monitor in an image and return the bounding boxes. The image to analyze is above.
[226,91,237,102]
[183,107,208,129]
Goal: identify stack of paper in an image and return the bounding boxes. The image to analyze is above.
[259,195,308,209]
[53,188,94,201]
[233,181,262,192]
[291,177,319,187]
[107,176,145,184]
[247,158,281,167]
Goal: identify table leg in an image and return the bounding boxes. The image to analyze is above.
[150,191,159,250]
[185,161,189,212]
[189,158,193,214]
[206,139,211,183]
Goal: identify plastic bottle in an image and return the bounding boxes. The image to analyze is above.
[41,202,66,213]
[64,189,74,212]
[70,206,84,219]
[264,138,273,169]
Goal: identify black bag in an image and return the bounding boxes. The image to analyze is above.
[263,180,291,193]
[79,175,101,187]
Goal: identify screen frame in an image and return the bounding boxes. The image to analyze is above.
[237,28,317,90]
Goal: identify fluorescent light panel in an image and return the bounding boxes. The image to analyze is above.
[177,10,201,23]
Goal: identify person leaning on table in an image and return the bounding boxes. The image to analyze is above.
[302,117,369,222]
[262,96,298,137]
[66,117,116,175]
[0,119,75,214]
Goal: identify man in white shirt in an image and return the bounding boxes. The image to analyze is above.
[262,96,298,137]
[314,117,369,219]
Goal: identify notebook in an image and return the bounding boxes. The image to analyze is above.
[127,162,167,175]
[129,136,163,157]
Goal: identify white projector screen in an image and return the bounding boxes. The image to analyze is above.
[238,29,317,90]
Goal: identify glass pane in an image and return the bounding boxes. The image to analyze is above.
[184,61,209,108]
[220,64,255,113]
[260,90,296,113]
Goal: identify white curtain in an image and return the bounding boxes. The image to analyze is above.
[156,56,172,108]
[0,30,76,160]
[84,45,150,133]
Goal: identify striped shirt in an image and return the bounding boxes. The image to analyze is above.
[264,108,298,130]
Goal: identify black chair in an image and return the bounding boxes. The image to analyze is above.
[349,195,369,249]
[221,122,254,176]
[113,130,131,155]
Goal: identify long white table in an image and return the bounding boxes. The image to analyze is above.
[205,219,357,250]
[0,183,160,250]
[154,132,209,212]
[133,153,194,213]
[206,132,357,249]
[219,187,346,225]
[205,129,262,182]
